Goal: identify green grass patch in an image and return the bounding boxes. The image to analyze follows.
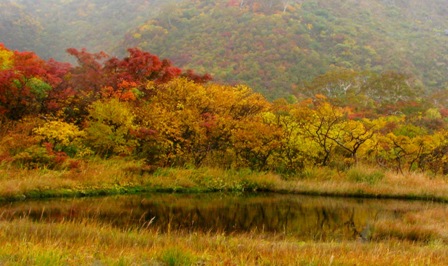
[346,165,385,184]
[160,248,196,266]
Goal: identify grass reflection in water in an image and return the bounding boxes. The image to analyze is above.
[1,193,446,242]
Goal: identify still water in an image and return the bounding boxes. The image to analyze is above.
[0,193,443,241]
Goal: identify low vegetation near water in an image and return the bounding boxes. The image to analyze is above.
[1,207,448,265]
[1,158,447,202]
[1,144,448,265]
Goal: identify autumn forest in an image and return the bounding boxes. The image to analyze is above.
[1,0,448,176]
[0,42,447,176]
[1,0,448,264]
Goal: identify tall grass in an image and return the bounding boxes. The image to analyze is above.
[0,218,447,265]
[0,158,447,202]
[372,207,448,243]
[289,165,448,201]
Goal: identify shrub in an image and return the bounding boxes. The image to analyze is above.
[33,120,86,157]
[0,116,44,156]
[12,145,55,169]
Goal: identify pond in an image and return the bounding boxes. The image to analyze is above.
[0,193,444,241]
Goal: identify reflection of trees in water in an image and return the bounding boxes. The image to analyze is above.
[0,194,429,241]
[133,199,380,241]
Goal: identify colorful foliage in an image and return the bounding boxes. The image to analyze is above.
[0,44,446,176]
[0,44,71,120]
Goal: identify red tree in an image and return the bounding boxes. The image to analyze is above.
[0,45,71,119]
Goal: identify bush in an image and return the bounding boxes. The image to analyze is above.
[160,248,195,266]
[12,145,66,169]
[33,120,86,157]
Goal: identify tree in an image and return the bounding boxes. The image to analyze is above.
[0,44,70,120]
[85,99,137,157]
[326,118,376,165]
[304,68,366,107]
[266,99,318,173]
[231,116,283,170]
[363,71,423,107]
[294,97,346,166]
[62,47,209,122]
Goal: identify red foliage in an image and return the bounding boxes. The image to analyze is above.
[440,108,448,118]
[130,127,158,140]
[182,69,213,84]
[1,44,210,121]
[0,45,71,119]
[67,159,81,170]
[66,48,108,95]
[54,151,68,165]
[347,112,366,120]
[43,142,68,166]
[200,112,217,132]
[227,0,240,7]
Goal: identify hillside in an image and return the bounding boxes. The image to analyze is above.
[119,0,448,99]
[0,0,171,62]
[1,0,447,99]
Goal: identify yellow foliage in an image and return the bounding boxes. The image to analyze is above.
[86,99,137,156]
[33,120,85,147]
[0,47,14,70]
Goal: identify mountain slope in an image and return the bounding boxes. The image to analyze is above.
[1,0,446,99]
[1,0,171,62]
[119,0,448,99]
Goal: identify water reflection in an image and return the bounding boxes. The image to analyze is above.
[0,193,442,241]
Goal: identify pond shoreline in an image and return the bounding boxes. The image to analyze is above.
[1,163,448,265]
[1,182,448,204]
[1,162,447,203]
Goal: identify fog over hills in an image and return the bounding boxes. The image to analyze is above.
[0,0,169,61]
[1,0,447,98]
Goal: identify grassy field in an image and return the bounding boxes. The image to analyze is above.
[0,218,447,265]
[1,158,447,202]
[1,159,448,265]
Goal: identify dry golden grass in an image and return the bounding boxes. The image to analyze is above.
[0,160,447,202]
[372,205,448,243]
[0,160,285,200]
[287,165,448,202]
[1,161,448,265]
[0,219,447,265]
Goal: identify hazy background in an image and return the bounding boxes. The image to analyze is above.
[1,0,446,98]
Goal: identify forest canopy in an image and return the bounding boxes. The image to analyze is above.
[0,44,447,176]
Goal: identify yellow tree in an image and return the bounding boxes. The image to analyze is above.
[85,99,137,157]
[266,99,320,173]
[374,123,429,173]
[134,79,209,166]
[33,120,87,157]
[134,79,273,168]
[293,96,346,166]
[326,118,376,165]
